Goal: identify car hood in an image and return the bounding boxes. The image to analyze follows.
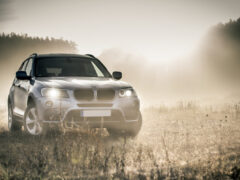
[35,77,131,90]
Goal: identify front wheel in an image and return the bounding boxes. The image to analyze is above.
[24,105,44,135]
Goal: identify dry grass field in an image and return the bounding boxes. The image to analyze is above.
[0,102,240,179]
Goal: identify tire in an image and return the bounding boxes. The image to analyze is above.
[108,113,142,138]
[24,105,45,136]
[8,104,22,132]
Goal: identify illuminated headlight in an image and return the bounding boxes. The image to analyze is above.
[41,88,69,98]
[119,88,136,97]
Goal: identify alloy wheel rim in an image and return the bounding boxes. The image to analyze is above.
[8,108,12,130]
[26,108,42,135]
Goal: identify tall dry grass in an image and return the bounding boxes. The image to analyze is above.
[0,102,240,179]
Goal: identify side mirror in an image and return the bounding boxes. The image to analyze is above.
[112,71,122,80]
[16,71,31,80]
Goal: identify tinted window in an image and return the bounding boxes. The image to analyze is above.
[35,57,111,78]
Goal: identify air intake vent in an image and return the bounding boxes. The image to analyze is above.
[97,89,115,100]
[74,89,94,101]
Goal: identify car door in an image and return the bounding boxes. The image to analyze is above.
[13,60,28,116]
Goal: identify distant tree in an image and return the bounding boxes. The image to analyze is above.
[210,17,240,41]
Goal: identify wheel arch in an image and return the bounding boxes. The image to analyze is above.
[27,94,37,107]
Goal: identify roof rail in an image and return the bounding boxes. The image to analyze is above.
[85,54,96,59]
[30,53,38,57]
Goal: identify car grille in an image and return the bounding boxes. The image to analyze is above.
[74,88,115,101]
[74,89,94,101]
[97,89,115,100]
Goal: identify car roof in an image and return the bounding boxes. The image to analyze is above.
[34,53,95,59]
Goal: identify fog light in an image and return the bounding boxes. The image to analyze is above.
[45,100,53,107]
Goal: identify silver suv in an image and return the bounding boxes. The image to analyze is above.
[8,53,142,136]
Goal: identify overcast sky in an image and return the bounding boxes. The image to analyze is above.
[1,0,240,62]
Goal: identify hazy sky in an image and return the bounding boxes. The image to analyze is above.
[1,0,240,62]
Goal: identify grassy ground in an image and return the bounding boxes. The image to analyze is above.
[0,103,240,179]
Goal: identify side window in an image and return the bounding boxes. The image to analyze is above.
[25,58,33,76]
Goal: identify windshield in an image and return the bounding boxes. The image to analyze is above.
[35,57,111,78]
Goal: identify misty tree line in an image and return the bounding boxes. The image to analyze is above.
[0,32,77,72]
[0,32,77,57]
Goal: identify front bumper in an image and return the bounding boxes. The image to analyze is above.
[35,95,141,129]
